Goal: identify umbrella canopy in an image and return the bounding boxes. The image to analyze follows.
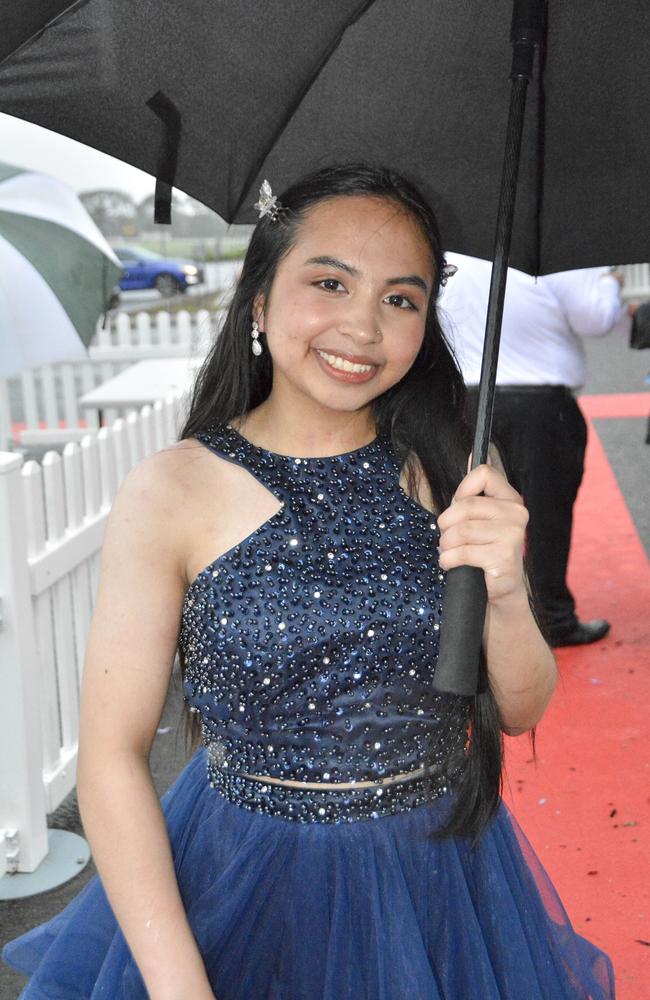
[0,1,648,274]
[0,162,123,376]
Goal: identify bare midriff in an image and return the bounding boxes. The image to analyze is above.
[239,764,432,790]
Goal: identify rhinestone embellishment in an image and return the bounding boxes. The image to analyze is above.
[180,424,469,824]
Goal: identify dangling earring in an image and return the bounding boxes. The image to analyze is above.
[251,319,263,356]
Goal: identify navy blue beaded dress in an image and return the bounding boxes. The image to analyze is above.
[3,425,615,999]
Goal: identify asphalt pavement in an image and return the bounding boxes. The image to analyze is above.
[0,327,648,999]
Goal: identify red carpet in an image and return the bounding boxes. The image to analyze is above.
[503,394,650,1000]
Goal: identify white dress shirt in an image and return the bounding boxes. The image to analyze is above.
[439,253,629,389]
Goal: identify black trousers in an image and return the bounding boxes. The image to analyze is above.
[466,385,588,635]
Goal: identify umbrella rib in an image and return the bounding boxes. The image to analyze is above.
[231,0,380,219]
[0,1,92,71]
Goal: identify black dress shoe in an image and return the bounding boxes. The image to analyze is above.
[549,619,611,648]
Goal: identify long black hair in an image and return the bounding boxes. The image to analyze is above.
[178,163,503,841]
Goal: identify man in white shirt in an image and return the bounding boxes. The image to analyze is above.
[440,253,628,646]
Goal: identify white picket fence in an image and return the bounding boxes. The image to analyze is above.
[95,303,225,360]
[0,394,184,875]
[0,306,223,451]
[620,262,650,299]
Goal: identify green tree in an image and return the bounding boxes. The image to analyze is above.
[80,190,138,237]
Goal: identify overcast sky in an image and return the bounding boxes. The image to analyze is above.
[1,113,155,200]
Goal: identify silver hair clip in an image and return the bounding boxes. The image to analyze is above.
[440,261,458,286]
[254,179,283,222]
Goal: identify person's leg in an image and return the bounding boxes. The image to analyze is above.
[466,387,586,636]
[517,391,587,635]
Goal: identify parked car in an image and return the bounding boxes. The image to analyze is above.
[111,246,204,296]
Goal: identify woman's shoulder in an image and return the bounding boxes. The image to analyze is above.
[98,438,226,590]
[114,437,208,507]
[106,437,221,549]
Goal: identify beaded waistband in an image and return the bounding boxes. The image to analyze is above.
[205,753,463,824]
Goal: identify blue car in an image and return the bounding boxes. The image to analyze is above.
[112,246,204,296]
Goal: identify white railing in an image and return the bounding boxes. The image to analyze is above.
[620,262,650,301]
[0,394,184,874]
[0,307,221,451]
[95,305,223,360]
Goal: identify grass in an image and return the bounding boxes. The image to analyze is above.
[219,245,248,261]
[119,236,249,262]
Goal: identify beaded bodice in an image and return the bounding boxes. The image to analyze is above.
[180,424,468,818]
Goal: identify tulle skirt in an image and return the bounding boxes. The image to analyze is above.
[3,747,615,999]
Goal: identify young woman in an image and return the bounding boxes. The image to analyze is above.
[3,164,614,999]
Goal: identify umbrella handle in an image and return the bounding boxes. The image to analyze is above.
[432,565,488,697]
[432,0,545,697]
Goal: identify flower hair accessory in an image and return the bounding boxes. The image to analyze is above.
[254,179,284,222]
[440,261,458,286]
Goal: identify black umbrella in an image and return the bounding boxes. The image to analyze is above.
[1,2,648,271]
[2,0,648,693]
